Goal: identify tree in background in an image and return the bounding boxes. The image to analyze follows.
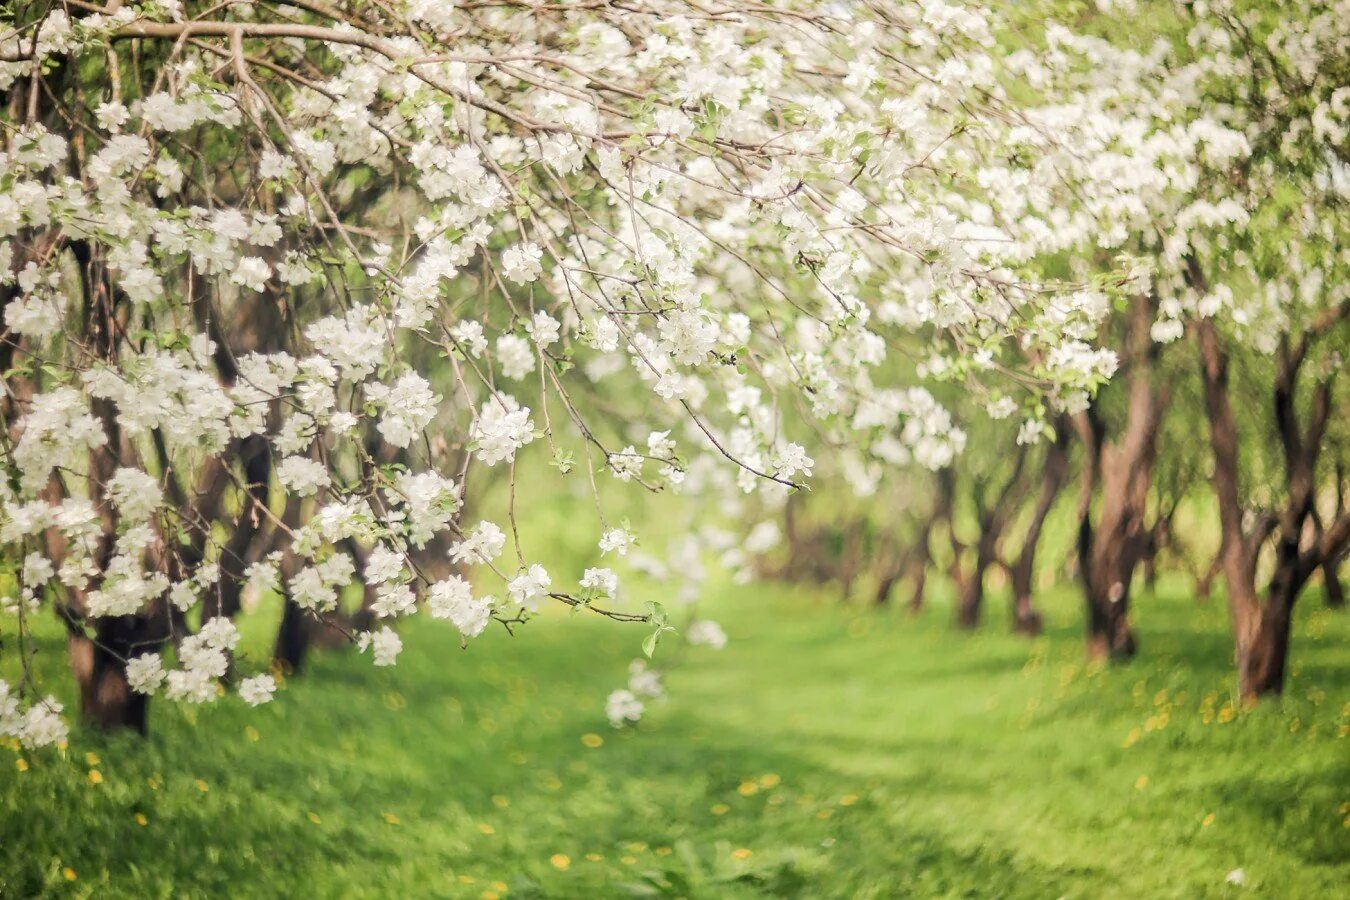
[1154,2,1348,699]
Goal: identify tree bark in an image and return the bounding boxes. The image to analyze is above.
[954,544,993,630]
[55,239,168,731]
[1074,293,1167,660]
[1192,270,1350,699]
[1006,428,1069,635]
[1324,559,1346,609]
[66,616,163,733]
[950,448,1029,630]
[274,597,313,675]
[874,494,941,610]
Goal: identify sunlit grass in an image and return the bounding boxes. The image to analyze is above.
[2,580,1346,898]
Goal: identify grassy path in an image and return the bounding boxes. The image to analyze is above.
[2,584,1347,898]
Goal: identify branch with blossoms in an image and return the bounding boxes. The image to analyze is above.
[0,0,1126,743]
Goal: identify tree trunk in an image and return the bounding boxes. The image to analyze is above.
[1009,572,1044,636]
[1236,584,1296,698]
[1195,552,1222,603]
[875,501,939,609]
[955,542,993,630]
[839,521,865,601]
[204,435,273,621]
[1073,294,1165,660]
[873,568,900,607]
[66,616,159,733]
[1007,430,1068,636]
[274,597,313,675]
[1082,567,1138,659]
[1191,282,1349,700]
[907,563,929,615]
[1325,559,1345,609]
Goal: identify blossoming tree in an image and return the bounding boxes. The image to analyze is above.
[0,0,1133,744]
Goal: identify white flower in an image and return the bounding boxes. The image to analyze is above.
[230,257,271,292]
[450,319,488,356]
[627,659,664,698]
[773,443,814,480]
[506,564,551,612]
[199,616,240,651]
[365,545,407,584]
[496,334,536,380]
[258,149,294,180]
[449,521,507,565]
[22,552,54,586]
[527,311,561,347]
[289,566,338,612]
[169,581,198,612]
[986,397,1018,420]
[239,674,277,706]
[605,689,643,727]
[127,653,167,695]
[95,100,129,131]
[305,307,385,379]
[367,373,438,448]
[1016,418,1047,446]
[19,698,67,748]
[428,576,493,638]
[371,582,417,618]
[599,528,635,556]
[245,560,279,595]
[471,395,535,466]
[647,431,676,458]
[277,456,330,497]
[362,626,403,666]
[501,241,543,283]
[686,619,727,649]
[580,567,619,598]
[608,447,643,482]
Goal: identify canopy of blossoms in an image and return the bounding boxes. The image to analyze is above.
[0,0,1189,745]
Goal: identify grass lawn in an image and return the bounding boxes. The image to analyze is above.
[2,581,1347,898]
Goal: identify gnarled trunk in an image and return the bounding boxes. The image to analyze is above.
[1073,294,1167,660]
[1191,265,1349,700]
[949,448,1029,631]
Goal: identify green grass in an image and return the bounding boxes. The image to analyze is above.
[2,581,1347,898]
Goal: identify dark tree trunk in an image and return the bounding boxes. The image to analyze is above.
[1195,552,1222,603]
[1237,584,1296,698]
[907,564,929,616]
[875,498,941,609]
[1006,429,1069,636]
[951,447,1031,631]
[955,542,993,630]
[873,569,900,607]
[66,615,161,733]
[838,521,866,601]
[1073,294,1167,661]
[1009,579,1044,636]
[1191,260,1350,700]
[274,597,313,675]
[1080,545,1139,659]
